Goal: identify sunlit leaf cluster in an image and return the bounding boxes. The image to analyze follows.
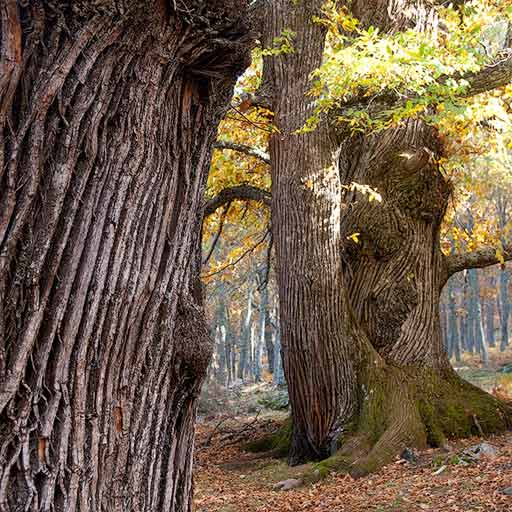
[306,0,512,132]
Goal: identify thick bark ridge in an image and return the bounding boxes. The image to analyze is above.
[0,2,252,510]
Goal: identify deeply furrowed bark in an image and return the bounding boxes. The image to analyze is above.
[333,118,511,478]
[266,0,369,464]
[264,0,512,474]
[0,2,252,510]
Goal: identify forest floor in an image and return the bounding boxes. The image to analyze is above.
[193,412,512,512]
[194,353,512,512]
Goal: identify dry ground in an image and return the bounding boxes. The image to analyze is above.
[193,415,512,512]
[194,349,512,512]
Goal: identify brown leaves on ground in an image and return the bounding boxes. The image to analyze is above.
[193,415,512,512]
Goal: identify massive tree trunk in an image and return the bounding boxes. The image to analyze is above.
[267,0,364,463]
[333,122,509,476]
[264,0,512,475]
[0,2,251,510]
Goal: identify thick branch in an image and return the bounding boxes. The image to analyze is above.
[338,52,512,120]
[214,140,270,164]
[462,51,512,97]
[203,184,271,217]
[444,244,512,280]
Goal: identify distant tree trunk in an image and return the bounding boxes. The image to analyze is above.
[459,306,468,353]
[486,275,496,348]
[468,270,488,364]
[447,278,461,362]
[440,303,449,353]
[225,320,234,387]
[265,307,275,374]
[238,284,254,381]
[224,305,235,387]
[499,267,510,351]
[264,0,511,473]
[0,2,251,510]
[253,305,264,382]
[214,300,228,386]
[465,274,476,353]
[215,285,234,387]
[497,191,510,352]
[230,318,238,384]
[273,323,286,387]
[254,278,269,382]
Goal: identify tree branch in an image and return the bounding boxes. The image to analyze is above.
[236,89,273,111]
[444,244,512,280]
[214,140,270,164]
[461,51,512,97]
[338,51,512,120]
[203,184,271,217]
[203,201,231,264]
[201,226,270,279]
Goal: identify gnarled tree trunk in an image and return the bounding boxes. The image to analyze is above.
[335,122,508,476]
[0,2,251,510]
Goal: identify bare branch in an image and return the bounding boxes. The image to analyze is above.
[444,244,512,281]
[214,140,270,164]
[203,201,231,264]
[203,184,271,217]
[201,226,270,279]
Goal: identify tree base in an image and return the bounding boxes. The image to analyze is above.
[321,366,511,479]
[253,367,512,484]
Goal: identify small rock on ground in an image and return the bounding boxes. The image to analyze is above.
[401,448,419,464]
[273,479,302,491]
[462,442,499,461]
